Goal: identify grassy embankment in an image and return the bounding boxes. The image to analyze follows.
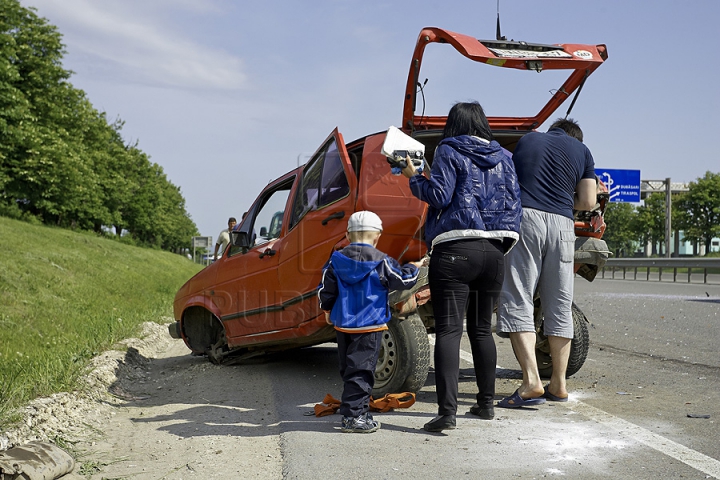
[0,217,202,426]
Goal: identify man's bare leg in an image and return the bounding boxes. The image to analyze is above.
[546,335,571,399]
[508,331,545,399]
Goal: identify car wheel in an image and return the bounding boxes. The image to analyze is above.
[372,314,430,397]
[206,329,228,365]
[535,301,590,379]
[181,307,229,364]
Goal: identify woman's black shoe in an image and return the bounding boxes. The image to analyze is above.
[423,415,456,432]
[469,404,494,420]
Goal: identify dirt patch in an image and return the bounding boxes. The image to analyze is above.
[1,319,284,479]
[1,321,172,452]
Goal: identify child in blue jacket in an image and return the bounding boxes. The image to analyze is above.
[318,211,421,433]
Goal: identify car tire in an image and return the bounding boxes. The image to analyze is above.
[535,301,590,379]
[372,314,430,397]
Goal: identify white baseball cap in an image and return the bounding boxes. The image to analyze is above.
[347,211,383,233]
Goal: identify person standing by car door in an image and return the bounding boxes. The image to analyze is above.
[496,118,597,408]
[213,217,237,260]
[401,102,522,432]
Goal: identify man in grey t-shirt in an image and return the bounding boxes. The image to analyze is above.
[213,217,237,260]
[497,118,597,408]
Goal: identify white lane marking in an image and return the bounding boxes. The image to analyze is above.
[570,400,720,478]
[428,334,720,478]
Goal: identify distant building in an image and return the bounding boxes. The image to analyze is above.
[672,232,720,256]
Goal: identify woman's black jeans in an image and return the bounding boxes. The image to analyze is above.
[429,238,505,415]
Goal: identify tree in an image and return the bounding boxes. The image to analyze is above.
[0,0,199,250]
[674,171,720,256]
[634,192,667,255]
[1,1,99,227]
[602,202,639,257]
[115,145,198,250]
[0,0,64,214]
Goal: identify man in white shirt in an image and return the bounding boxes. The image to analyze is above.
[213,217,237,260]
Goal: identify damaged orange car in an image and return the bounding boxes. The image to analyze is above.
[170,27,610,395]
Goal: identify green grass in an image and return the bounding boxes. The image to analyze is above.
[0,217,202,426]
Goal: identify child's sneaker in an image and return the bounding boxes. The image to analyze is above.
[341,413,380,433]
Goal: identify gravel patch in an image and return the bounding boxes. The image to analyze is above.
[0,320,175,452]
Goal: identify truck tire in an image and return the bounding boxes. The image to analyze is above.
[535,302,590,379]
[372,314,430,397]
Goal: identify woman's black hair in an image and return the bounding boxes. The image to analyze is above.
[442,101,494,141]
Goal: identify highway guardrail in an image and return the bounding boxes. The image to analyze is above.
[601,258,720,284]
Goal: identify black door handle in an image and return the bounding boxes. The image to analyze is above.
[259,248,276,259]
[321,211,345,226]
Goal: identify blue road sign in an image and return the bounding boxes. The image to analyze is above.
[595,169,641,203]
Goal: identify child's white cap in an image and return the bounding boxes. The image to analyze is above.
[347,211,383,233]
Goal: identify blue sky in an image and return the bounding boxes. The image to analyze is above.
[21,0,720,239]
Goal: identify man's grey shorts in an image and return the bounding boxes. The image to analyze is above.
[497,208,575,339]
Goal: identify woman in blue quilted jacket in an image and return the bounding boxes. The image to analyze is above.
[401,101,522,432]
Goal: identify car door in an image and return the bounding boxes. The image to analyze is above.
[276,129,358,330]
[211,173,296,344]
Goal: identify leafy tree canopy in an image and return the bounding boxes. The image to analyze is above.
[674,171,720,255]
[0,0,198,251]
[602,202,638,257]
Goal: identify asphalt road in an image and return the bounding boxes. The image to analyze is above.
[574,276,719,369]
[84,277,720,479]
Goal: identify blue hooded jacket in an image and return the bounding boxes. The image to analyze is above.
[409,135,521,251]
[318,244,418,332]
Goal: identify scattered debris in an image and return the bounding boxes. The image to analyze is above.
[0,441,74,480]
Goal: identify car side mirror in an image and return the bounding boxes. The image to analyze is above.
[231,231,250,248]
[259,227,268,237]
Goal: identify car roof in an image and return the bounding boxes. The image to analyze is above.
[402,27,608,133]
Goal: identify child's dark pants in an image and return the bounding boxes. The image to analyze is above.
[336,330,383,418]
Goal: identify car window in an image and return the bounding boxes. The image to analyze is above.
[291,151,323,227]
[252,188,291,246]
[289,138,349,229]
[320,142,349,205]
